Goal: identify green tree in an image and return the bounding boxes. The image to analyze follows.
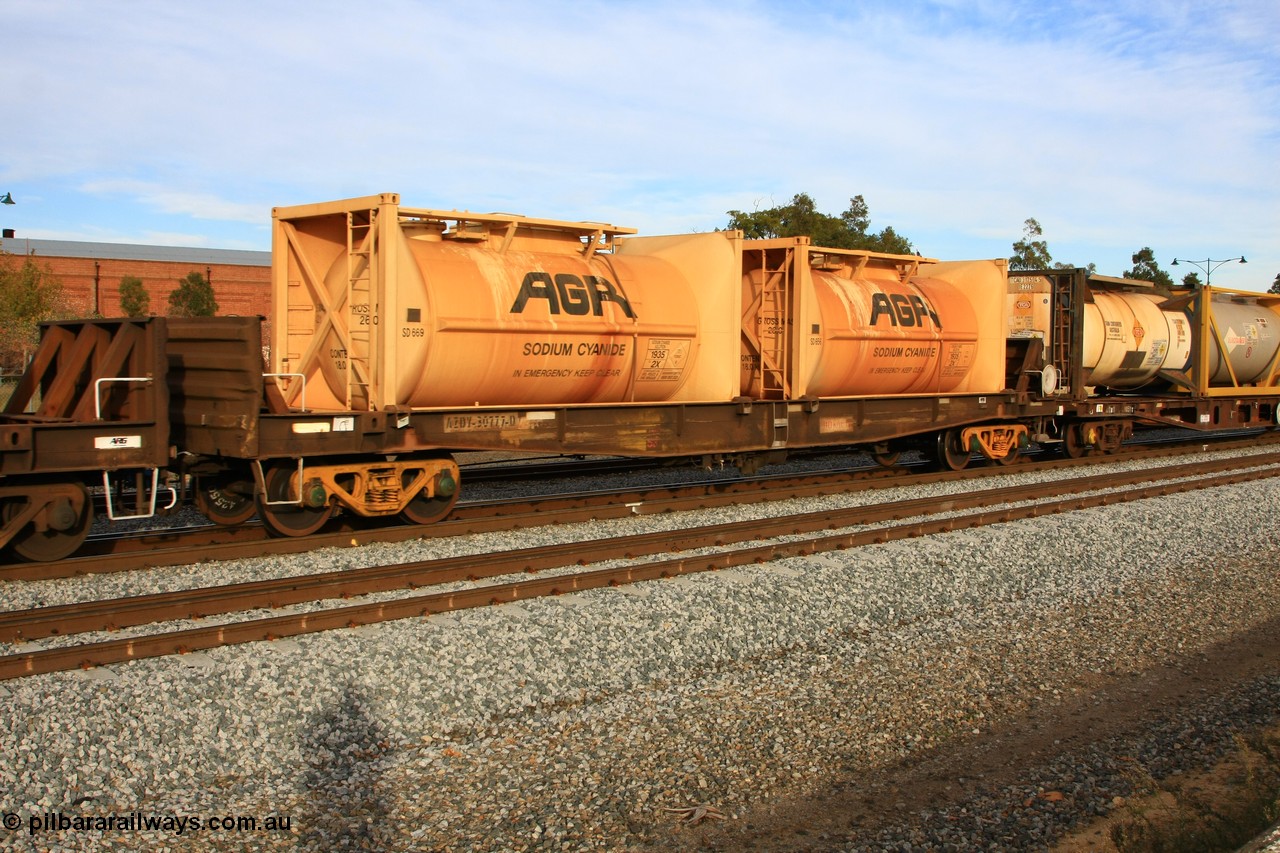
[725,193,915,254]
[1008,218,1095,272]
[1179,271,1203,289]
[167,271,218,318]
[0,251,68,369]
[119,275,150,318]
[1008,218,1055,270]
[1123,247,1174,289]
[1269,272,1280,295]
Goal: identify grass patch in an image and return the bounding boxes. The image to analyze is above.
[1109,729,1280,852]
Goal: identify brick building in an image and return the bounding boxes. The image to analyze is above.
[0,235,271,321]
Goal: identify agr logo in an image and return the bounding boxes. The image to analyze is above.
[510,272,636,318]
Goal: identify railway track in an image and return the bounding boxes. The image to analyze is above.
[3,432,1276,582]
[2,448,1277,681]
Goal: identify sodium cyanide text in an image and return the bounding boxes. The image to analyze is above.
[521,342,628,357]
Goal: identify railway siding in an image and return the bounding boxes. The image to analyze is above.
[0,447,1277,849]
[0,452,1276,677]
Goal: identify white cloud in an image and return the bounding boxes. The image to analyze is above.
[78,181,264,224]
[1,0,1276,284]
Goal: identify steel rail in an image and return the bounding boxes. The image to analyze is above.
[1,458,1277,680]
[3,433,1276,582]
[3,452,1279,644]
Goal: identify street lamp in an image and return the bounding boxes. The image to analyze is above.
[0,193,14,205]
[1171,256,1246,285]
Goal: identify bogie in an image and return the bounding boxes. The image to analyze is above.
[1,483,94,562]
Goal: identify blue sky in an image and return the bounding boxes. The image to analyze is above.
[2,0,1277,289]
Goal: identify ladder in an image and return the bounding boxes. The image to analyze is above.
[745,247,794,399]
[1049,270,1075,394]
[345,211,376,409]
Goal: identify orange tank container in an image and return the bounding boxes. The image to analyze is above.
[271,194,741,411]
[738,240,1008,399]
[801,269,981,396]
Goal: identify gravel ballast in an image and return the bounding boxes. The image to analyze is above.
[1,450,1278,851]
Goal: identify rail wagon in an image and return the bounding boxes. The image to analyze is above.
[237,194,1055,537]
[0,319,170,560]
[1009,270,1280,453]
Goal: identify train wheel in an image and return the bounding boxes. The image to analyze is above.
[2,484,94,562]
[995,444,1020,466]
[194,477,257,526]
[256,465,334,537]
[399,479,459,526]
[871,444,901,467]
[398,460,459,526]
[936,429,971,471]
[1062,425,1089,458]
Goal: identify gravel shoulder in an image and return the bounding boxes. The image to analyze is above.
[708,611,1280,851]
